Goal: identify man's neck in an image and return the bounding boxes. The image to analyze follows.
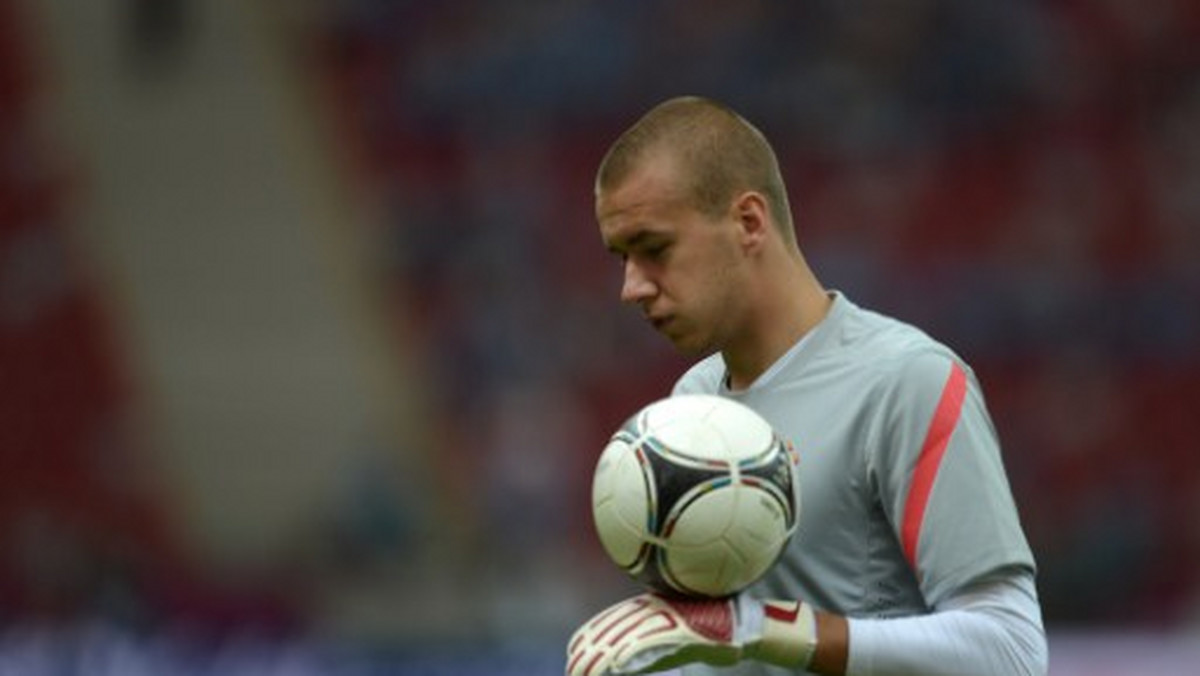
[723,269,830,391]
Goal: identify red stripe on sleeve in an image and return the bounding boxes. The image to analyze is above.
[900,362,968,571]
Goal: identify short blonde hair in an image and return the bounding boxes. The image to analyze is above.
[596,96,794,241]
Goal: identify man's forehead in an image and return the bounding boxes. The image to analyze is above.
[597,196,689,255]
[597,158,686,218]
[595,194,653,227]
[597,189,681,233]
[597,201,649,247]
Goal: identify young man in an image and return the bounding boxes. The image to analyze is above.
[566,97,1047,676]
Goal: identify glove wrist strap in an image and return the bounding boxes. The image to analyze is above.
[745,600,817,669]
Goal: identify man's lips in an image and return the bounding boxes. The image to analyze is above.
[647,314,672,330]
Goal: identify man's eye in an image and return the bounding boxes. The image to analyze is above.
[643,243,669,259]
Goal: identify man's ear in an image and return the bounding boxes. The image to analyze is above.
[732,191,771,253]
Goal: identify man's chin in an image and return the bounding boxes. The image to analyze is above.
[661,329,713,358]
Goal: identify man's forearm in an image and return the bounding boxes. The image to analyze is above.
[843,574,1047,676]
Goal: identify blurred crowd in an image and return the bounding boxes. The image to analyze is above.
[1,0,1198,664]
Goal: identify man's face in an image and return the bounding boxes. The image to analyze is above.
[596,156,746,356]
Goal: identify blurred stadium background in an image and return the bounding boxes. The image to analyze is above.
[1,0,1198,673]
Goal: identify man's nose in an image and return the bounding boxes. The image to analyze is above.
[620,259,656,305]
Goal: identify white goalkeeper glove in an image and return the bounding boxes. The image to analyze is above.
[565,592,817,676]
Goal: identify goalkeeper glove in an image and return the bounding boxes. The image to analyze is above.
[565,592,817,676]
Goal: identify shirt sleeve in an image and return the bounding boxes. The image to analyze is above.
[845,569,1048,676]
[869,350,1036,606]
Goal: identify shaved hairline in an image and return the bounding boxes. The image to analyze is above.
[596,96,795,244]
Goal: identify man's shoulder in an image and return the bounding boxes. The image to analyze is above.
[831,299,984,421]
[672,353,726,395]
[837,297,957,366]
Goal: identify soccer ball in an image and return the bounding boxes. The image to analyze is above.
[591,394,800,598]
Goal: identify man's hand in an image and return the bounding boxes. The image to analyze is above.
[565,593,816,676]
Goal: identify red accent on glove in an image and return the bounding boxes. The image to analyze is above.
[660,595,734,642]
[764,601,802,623]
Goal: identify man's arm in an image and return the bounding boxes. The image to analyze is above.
[777,570,1047,675]
[843,571,1047,676]
[565,569,1046,676]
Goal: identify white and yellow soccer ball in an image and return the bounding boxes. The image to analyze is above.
[592,394,800,598]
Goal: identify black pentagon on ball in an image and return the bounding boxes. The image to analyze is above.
[622,433,797,596]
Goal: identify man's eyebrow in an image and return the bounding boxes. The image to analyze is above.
[606,230,659,255]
